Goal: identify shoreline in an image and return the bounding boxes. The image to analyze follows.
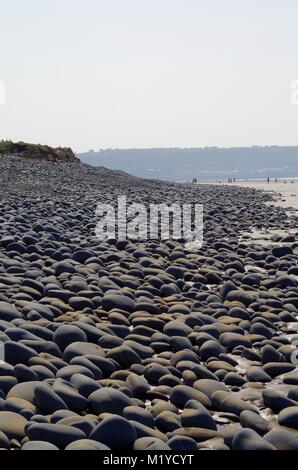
[200,179,298,211]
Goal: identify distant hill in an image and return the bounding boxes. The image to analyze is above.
[78,146,298,181]
[0,140,79,163]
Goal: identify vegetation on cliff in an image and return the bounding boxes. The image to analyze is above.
[0,140,78,163]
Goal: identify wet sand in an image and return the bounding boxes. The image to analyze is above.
[219,180,298,211]
[213,180,298,249]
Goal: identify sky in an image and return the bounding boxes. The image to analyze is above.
[0,0,298,153]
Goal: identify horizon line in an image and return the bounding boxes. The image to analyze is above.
[78,144,298,154]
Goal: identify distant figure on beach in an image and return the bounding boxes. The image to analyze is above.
[267,177,270,184]
[275,178,277,184]
[192,178,197,183]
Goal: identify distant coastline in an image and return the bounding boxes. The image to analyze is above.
[78,146,298,181]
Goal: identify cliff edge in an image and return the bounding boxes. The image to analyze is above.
[0,140,79,163]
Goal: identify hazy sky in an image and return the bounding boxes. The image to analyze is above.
[1,0,298,152]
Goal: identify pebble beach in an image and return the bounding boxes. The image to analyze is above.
[0,154,297,451]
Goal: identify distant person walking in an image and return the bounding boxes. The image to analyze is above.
[267,177,270,184]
